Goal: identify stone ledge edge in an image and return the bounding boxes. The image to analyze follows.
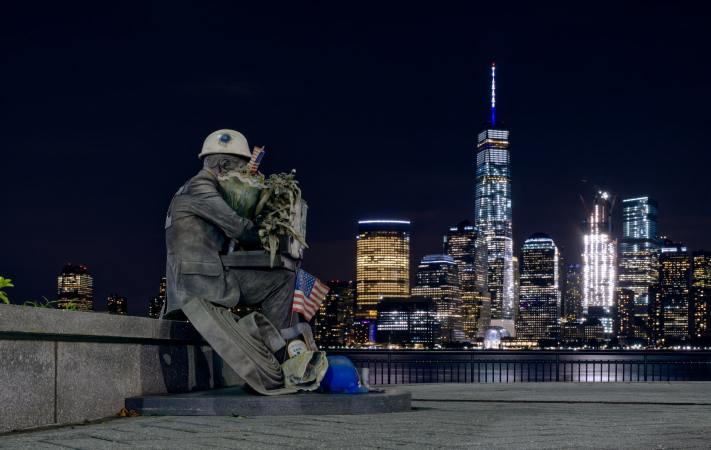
[0,303,202,342]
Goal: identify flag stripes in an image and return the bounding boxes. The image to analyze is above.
[292,269,329,321]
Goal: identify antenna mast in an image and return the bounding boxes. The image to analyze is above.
[490,62,496,127]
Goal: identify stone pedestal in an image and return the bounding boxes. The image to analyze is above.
[125,387,411,416]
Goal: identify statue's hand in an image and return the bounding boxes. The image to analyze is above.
[239,223,261,247]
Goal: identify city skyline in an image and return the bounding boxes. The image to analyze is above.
[2,3,711,315]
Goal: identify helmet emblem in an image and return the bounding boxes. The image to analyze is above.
[219,133,232,144]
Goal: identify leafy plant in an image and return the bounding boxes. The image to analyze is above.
[0,276,14,304]
[256,172,308,266]
[24,296,79,310]
[0,278,79,310]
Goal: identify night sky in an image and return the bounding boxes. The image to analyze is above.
[2,2,710,315]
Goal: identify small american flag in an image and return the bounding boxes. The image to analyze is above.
[292,269,329,321]
[247,146,265,174]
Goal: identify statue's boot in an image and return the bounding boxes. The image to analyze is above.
[181,297,299,395]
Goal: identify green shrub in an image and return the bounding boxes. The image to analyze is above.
[24,297,79,310]
[0,277,78,310]
[0,276,13,304]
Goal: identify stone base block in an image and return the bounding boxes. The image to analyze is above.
[125,387,411,416]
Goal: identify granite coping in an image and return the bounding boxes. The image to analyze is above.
[0,303,202,343]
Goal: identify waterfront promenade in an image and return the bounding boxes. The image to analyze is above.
[2,382,710,449]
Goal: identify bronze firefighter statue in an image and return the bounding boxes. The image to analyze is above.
[163,129,326,395]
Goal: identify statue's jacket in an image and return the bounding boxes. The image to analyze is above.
[164,169,255,317]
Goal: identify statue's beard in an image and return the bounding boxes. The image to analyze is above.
[217,168,264,190]
[216,169,266,216]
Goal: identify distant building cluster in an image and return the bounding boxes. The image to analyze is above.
[55,264,132,315]
[311,199,710,351]
[311,65,711,350]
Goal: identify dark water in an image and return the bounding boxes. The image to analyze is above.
[330,351,711,384]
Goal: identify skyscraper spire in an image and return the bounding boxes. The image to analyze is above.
[490,62,496,127]
[475,60,513,332]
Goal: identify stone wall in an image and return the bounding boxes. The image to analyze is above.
[0,304,238,433]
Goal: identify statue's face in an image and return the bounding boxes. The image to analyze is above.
[204,154,248,175]
[218,155,248,174]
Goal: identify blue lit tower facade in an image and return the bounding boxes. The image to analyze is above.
[618,197,660,318]
[474,63,515,333]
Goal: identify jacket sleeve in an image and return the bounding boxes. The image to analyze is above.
[183,174,255,240]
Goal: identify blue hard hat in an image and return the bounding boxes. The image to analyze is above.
[320,356,368,394]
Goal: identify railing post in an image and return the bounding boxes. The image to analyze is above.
[470,352,474,383]
[387,353,391,385]
[555,353,560,382]
[643,354,648,382]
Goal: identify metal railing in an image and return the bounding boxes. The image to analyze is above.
[328,350,711,384]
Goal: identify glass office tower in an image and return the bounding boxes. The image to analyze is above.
[443,220,490,340]
[313,280,355,348]
[356,220,410,320]
[474,63,515,333]
[412,254,463,343]
[376,296,440,348]
[148,277,167,318]
[516,234,561,343]
[443,220,487,292]
[691,251,711,340]
[649,241,691,346]
[618,197,660,318]
[562,264,584,322]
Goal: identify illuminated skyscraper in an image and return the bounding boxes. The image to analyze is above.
[582,191,616,314]
[412,254,463,343]
[314,280,354,348]
[376,296,439,348]
[616,288,635,342]
[148,277,167,318]
[691,251,711,340]
[512,256,520,321]
[356,220,410,320]
[649,241,691,346]
[443,220,490,340]
[107,294,128,315]
[474,63,515,333]
[618,197,660,319]
[56,263,93,311]
[148,296,162,318]
[562,264,583,322]
[443,221,487,291]
[516,234,560,343]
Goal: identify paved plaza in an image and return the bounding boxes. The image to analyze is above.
[2,383,711,449]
